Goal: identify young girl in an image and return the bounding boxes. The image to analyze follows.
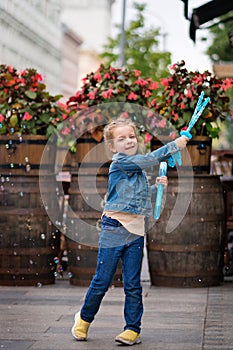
[72,118,188,345]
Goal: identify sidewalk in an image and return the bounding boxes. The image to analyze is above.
[0,275,232,350]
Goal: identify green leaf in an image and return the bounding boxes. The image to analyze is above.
[25,90,37,99]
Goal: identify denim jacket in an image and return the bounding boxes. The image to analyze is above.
[104,141,179,217]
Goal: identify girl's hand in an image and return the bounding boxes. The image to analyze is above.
[174,136,189,150]
[156,176,168,188]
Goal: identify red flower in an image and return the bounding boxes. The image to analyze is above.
[127,92,138,100]
[169,88,175,97]
[222,78,233,91]
[94,73,102,82]
[102,89,113,99]
[104,72,111,79]
[135,78,148,87]
[121,112,129,118]
[157,119,166,128]
[88,91,96,100]
[144,132,152,143]
[133,69,141,77]
[149,81,159,90]
[184,89,193,98]
[172,110,179,122]
[160,78,169,87]
[0,114,4,122]
[144,90,152,98]
[22,112,33,121]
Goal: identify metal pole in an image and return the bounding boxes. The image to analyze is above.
[119,0,126,67]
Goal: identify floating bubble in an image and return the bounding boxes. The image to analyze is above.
[26,164,31,172]
[40,233,46,240]
[37,282,43,288]
[54,257,59,264]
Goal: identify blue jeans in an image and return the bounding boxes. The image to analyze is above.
[80,216,144,333]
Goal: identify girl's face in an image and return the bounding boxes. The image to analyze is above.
[110,125,138,156]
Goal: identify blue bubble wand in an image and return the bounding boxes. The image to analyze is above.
[154,161,167,220]
[168,91,210,167]
[154,91,210,220]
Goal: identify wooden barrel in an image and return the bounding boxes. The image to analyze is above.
[0,175,60,286]
[0,135,56,175]
[150,136,212,174]
[55,134,111,175]
[66,173,123,287]
[66,238,122,287]
[147,175,225,287]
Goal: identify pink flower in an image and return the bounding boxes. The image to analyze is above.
[127,92,138,100]
[150,99,157,107]
[62,113,68,121]
[144,90,152,98]
[222,78,233,91]
[144,132,152,143]
[20,70,27,76]
[169,63,177,71]
[160,78,169,87]
[61,126,71,135]
[36,73,43,81]
[149,81,159,90]
[0,114,5,122]
[121,112,129,119]
[94,73,102,82]
[88,91,96,100]
[58,101,67,109]
[172,110,179,122]
[133,69,141,77]
[231,111,233,120]
[157,119,167,128]
[110,66,116,72]
[102,89,113,99]
[184,89,193,98]
[169,88,175,97]
[22,112,33,121]
[104,72,111,79]
[179,103,185,110]
[7,65,14,73]
[135,78,148,87]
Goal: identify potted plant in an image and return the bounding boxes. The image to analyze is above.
[0,64,70,286]
[0,64,70,174]
[150,60,233,173]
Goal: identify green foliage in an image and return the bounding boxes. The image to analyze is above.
[100,2,171,81]
[205,11,233,62]
[0,64,70,137]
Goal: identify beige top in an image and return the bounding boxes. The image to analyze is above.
[103,210,145,236]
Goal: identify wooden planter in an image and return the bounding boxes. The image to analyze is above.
[0,134,56,175]
[55,134,111,175]
[66,172,123,287]
[150,136,212,174]
[0,135,60,286]
[147,175,225,287]
[0,174,60,286]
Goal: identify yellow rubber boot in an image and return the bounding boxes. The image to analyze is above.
[71,312,91,341]
[115,329,141,345]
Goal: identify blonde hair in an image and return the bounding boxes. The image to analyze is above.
[103,117,145,154]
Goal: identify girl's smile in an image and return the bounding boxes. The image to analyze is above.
[110,125,138,156]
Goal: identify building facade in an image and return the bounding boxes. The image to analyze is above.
[0,0,115,95]
[61,0,115,89]
[0,0,63,94]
